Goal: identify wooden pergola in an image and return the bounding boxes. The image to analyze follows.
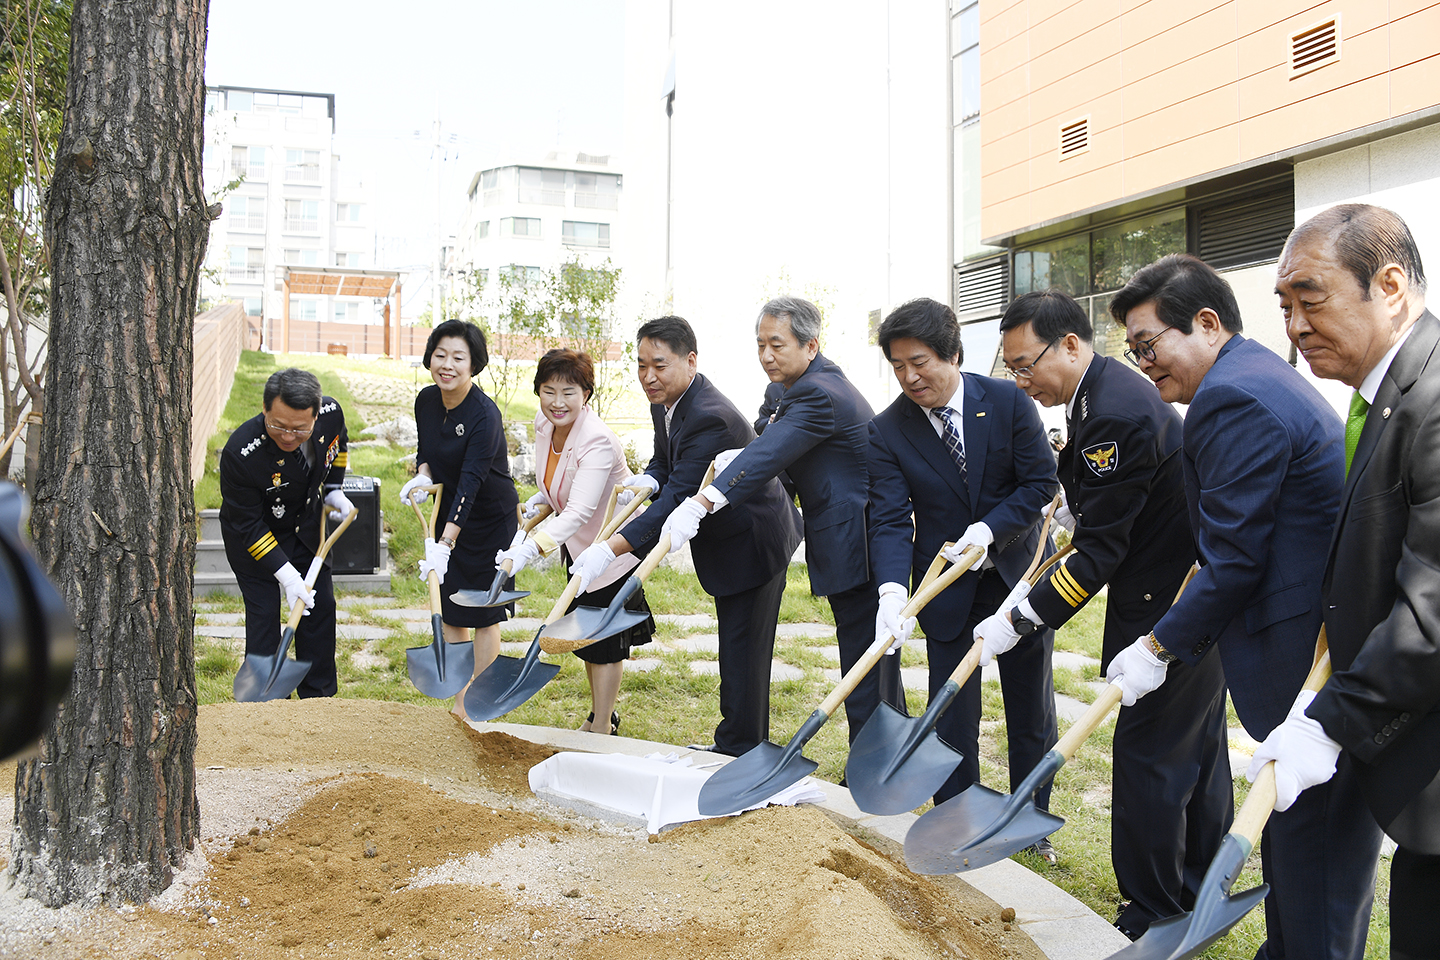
[278,266,404,359]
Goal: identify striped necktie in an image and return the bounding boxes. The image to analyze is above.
[934,406,968,483]
[1345,391,1370,476]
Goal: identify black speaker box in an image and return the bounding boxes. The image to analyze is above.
[331,476,382,574]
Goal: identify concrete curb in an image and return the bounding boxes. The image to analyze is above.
[476,720,1130,960]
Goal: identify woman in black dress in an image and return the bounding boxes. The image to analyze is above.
[399,319,518,716]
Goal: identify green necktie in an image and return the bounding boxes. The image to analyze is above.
[1345,391,1370,475]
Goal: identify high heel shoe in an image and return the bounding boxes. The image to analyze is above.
[585,711,621,735]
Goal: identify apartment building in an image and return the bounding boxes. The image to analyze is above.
[201,85,379,343]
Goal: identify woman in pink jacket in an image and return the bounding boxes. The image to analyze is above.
[495,349,655,735]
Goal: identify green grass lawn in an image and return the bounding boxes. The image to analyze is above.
[193,350,1391,960]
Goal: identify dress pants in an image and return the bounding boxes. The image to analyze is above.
[928,569,1058,805]
[711,569,788,757]
[1256,751,1382,960]
[829,577,907,744]
[1391,845,1440,960]
[235,549,337,699]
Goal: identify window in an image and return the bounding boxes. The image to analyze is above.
[475,220,490,241]
[285,149,321,182]
[228,246,264,282]
[228,196,265,231]
[472,268,490,288]
[226,89,253,112]
[501,217,541,238]
[256,92,303,116]
[562,220,610,248]
[519,167,566,205]
[499,264,544,285]
[231,145,266,181]
[243,296,262,317]
[288,298,319,321]
[574,173,620,209]
[336,202,363,222]
[283,248,320,266]
[335,252,363,267]
[333,301,359,321]
[952,2,980,124]
[284,199,319,232]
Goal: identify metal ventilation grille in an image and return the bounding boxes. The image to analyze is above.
[1059,117,1089,159]
[954,256,1010,321]
[1291,18,1340,77]
[1195,183,1295,269]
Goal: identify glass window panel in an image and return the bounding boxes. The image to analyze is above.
[959,48,980,121]
[950,12,964,53]
[1015,233,1088,297]
[959,3,979,49]
[227,90,252,112]
[1090,208,1186,293]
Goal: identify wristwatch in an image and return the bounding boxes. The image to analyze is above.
[1010,608,1039,637]
[439,535,456,549]
[1147,631,1179,664]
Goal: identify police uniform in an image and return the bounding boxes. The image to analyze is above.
[1024,355,1232,939]
[219,398,348,698]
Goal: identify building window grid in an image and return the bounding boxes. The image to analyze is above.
[284,148,321,183]
[501,217,542,239]
[228,196,265,231]
[562,220,610,248]
[284,199,320,233]
[231,145,266,182]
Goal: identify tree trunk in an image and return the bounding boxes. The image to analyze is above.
[9,0,210,906]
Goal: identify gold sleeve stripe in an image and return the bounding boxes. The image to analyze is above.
[333,452,348,468]
[1053,564,1091,607]
[248,533,278,560]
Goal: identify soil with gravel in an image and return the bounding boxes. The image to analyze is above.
[1,699,1041,960]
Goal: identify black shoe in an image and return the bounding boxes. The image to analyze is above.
[586,711,621,736]
[686,743,736,756]
[1023,838,1058,864]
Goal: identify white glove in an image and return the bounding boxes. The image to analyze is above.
[418,537,451,583]
[973,609,1023,666]
[1106,635,1171,707]
[660,497,707,555]
[571,541,616,594]
[1247,690,1342,811]
[495,537,542,577]
[324,489,354,523]
[400,473,432,506]
[942,521,994,568]
[714,447,745,474]
[274,562,315,616]
[875,582,915,654]
[521,491,548,520]
[1052,487,1077,534]
[616,473,660,508]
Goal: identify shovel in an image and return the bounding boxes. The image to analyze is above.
[848,497,1074,814]
[905,561,1200,874]
[539,465,714,655]
[460,482,656,720]
[696,542,988,817]
[451,501,554,608]
[404,483,486,698]
[1105,632,1332,960]
[233,505,359,702]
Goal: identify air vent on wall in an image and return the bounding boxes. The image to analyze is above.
[953,255,1010,322]
[1290,17,1340,77]
[1059,116,1089,160]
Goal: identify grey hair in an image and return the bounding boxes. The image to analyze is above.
[756,296,823,345]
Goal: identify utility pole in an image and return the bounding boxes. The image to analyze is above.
[432,112,444,327]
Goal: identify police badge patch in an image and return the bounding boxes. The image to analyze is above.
[455,423,465,436]
[272,503,286,519]
[1082,442,1119,477]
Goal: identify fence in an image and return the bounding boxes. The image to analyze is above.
[192,302,247,481]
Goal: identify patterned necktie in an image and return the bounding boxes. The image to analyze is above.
[1345,390,1370,476]
[934,406,968,484]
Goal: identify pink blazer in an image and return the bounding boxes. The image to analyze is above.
[532,405,640,592]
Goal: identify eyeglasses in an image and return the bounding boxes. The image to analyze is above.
[1124,327,1174,367]
[1004,338,1059,380]
[265,421,315,438]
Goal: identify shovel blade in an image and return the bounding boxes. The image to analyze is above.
[846,702,964,815]
[461,638,560,721]
[405,627,476,700]
[540,575,648,646]
[452,568,530,608]
[696,739,820,815]
[904,781,1065,874]
[232,627,312,703]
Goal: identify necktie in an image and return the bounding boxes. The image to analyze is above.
[935,406,968,484]
[1345,391,1370,476]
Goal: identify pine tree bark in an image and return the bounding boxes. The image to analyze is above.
[9,0,210,906]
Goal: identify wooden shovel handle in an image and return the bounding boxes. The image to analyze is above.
[285,505,359,630]
[514,501,554,533]
[544,567,588,624]
[1054,560,1200,760]
[1232,629,1332,845]
[597,485,653,542]
[597,483,622,536]
[1021,491,1064,584]
[0,411,39,463]
[408,482,444,539]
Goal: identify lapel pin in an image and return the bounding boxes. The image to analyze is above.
[1382,407,1392,419]
[976,412,986,417]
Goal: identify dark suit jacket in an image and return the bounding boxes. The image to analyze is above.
[1027,355,1196,666]
[867,373,1058,640]
[1151,335,1344,739]
[714,353,875,597]
[1309,310,1440,853]
[622,373,801,599]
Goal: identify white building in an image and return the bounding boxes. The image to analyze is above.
[201,85,380,342]
[454,152,623,305]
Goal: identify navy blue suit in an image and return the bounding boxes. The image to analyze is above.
[868,373,1059,804]
[1151,335,1382,960]
[624,373,802,755]
[714,353,904,741]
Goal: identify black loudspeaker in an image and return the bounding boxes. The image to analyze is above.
[331,476,382,574]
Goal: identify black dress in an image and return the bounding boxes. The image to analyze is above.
[414,383,519,627]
